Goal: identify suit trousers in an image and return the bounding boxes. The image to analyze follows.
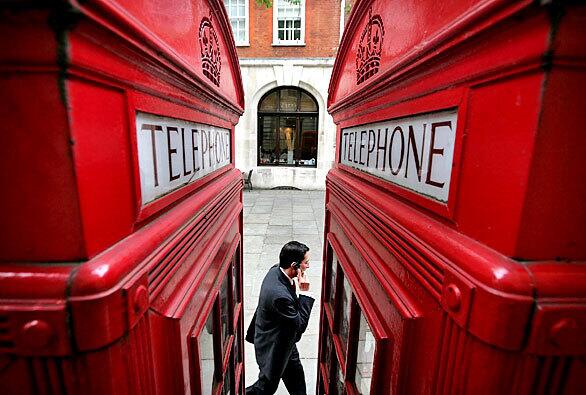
[245,345,306,395]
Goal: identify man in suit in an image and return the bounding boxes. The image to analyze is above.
[245,241,315,395]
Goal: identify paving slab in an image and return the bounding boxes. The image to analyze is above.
[244,236,265,254]
[290,212,316,221]
[246,213,271,224]
[269,217,293,226]
[292,205,314,213]
[244,223,268,235]
[251,205,273,214]
[259,234,297,246]
[266,225,293,236]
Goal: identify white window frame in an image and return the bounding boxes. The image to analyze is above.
[339,0,346,42]
[225,0,250,47]
[272,0,306,46]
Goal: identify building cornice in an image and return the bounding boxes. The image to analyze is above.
[239,58,335,67]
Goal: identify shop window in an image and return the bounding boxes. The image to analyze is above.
[273,0,305,45]
[300,91,318,111]
[280,88,299,111]
[224,0,249,46]
[258,87,318,167]
[259,91,278,111]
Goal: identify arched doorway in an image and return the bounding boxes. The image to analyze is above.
[257,87,319,167]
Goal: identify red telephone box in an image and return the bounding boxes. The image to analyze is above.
[0,1,245,393]
[321,0,586,393]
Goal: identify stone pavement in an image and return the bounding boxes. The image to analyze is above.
[243,189,325,395]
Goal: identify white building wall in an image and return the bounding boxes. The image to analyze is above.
[235,58,336,190]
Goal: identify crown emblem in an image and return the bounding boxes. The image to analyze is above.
[199,14,221,86]
[356,7,384,85]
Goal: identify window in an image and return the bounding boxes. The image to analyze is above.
[355,311,375,394]
[191,249,244,394]
[223,359,232,395]
[332,355,345,395]
[338,275,352,355]
[258,87,318,167]
[328,252,338,306]
[224,0,249,46]
[232,255,240,304]
[220,273,231,352]
[273,0,305,46]
[199,311,216,395]
[320,243,388,394]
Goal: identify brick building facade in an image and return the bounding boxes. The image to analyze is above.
[225,0,349,189]
[238,0,341,58]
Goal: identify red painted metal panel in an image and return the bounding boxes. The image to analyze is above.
[517,67,586,259]
[456,74,543,256]
[0,70,86,261]
[0,1,244,393]
[68,80,136,258]
[71,0,243,108]
[323,0,586,393]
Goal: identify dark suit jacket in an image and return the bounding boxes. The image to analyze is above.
[246,265,314,380]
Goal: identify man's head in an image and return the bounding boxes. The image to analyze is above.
[279,241,310,274]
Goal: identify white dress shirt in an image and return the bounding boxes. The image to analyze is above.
[280,267,313,298]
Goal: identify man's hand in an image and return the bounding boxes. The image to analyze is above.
[297,269,310,292]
